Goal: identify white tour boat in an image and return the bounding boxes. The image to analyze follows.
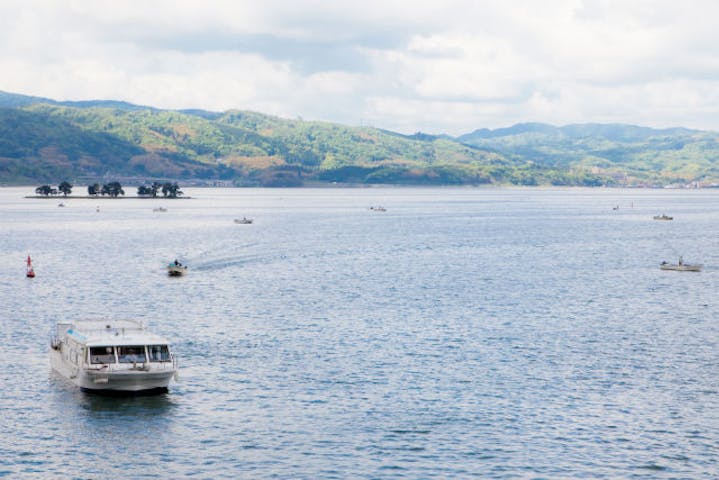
[50,319,178,393]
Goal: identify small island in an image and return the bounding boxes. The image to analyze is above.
[26,181,189,199]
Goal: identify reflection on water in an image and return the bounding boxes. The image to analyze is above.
[78,389,176,413]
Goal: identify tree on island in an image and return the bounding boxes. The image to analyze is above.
[137,185,152,196]
[101,181,125,197]
[138,182,166,197]
[58,181,73,196]
[161,182,183,198]
[88,183,100,196]
[35,185,58,196]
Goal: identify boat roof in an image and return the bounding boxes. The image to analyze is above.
[59,319,171,347]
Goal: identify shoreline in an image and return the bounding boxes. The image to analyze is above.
[23,195,192,199]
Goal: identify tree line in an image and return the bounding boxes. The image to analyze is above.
[136,181,183,198]
[34,181,183,198]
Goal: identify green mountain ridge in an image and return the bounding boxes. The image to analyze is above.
[2,90,718,186]
[458,122,719,185]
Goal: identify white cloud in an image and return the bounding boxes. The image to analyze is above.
[1,0,719,134]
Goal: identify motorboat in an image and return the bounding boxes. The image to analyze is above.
[50,319,178,393]
[370,206,387,212]
[653,214,673,220]
[153,207,167,212]
[660,257,702,272]
[58,202,65,207]
[167,261,187,276]
[234,217,253,224]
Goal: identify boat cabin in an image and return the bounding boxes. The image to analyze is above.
[55,321,174,365]
[88,344,172,365]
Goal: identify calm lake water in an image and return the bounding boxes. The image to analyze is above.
[1,186,718,479]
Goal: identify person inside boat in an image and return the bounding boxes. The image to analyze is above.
[89,346,116,364]
[118,346,147,363]
[174,259,182,266]
[149,345,171,362]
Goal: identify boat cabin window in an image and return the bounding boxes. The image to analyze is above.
[117,346,147,363]
[148,345,171,362]
[89,346,116,364]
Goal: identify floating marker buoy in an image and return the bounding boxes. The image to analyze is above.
[26,254,35,278]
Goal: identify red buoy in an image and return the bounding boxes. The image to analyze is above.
[26,255,35,278]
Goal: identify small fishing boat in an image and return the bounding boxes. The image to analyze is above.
[58,202,65,207]
[653,214,673,220]
[370,206,387,212]
[26,255,35,278]
[153,207,167,213]
[50,319,178,393]
[234,217,253,224]
[660,257,702,272]
[167,260,187,276]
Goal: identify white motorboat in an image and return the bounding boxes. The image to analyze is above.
[660,257,702,272]
[50,319,178,393]
[234,217,253,224]
[167,260,187,276]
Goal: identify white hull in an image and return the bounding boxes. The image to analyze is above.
[660,264,702,272]
[167,265,187,276]
[50,349,176,391]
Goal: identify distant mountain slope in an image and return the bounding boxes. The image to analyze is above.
[0,91,520,186]
[2,90,719,186]
[0,90,148,111]
[0,106,227,183]
[458,122,719,185]
[459,122,700,142]
[0,108,143,183]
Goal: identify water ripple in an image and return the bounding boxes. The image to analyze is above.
[1,187,718,478]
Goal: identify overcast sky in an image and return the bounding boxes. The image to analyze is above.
[1,0,718,135]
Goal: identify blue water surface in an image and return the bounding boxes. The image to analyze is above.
[0,186,718,479]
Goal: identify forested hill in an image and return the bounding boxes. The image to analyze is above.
[2,90,719,186]
[0,92,508,186]
[458,123,719,186]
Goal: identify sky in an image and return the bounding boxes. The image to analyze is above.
[1,0,719,135]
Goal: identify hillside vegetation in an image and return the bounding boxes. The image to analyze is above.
[2,91,719,186]
[459,123,719,186]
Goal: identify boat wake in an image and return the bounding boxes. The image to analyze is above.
[191,255,265,271]
[186,251,287,271]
